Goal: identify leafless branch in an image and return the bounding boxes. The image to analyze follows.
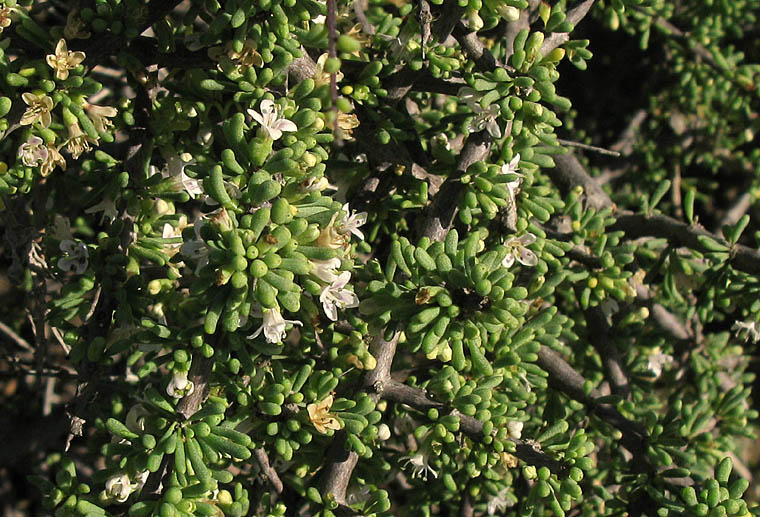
[254,448,284,494]
[558,139,621,157]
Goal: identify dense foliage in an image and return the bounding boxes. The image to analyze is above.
[1,0,760,515]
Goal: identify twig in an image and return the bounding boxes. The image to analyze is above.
[459,490,474,517]
[254,448,284,494]
[585,306,630,398]
[378,379,571,475]
[610,109,647,155]
[319,431,360,505]
[540,0,596,56]
[549,153,613,211]
[536,346,647,459]
[611,212,760,276]
[0,319,33,352]
[648,14,722,71]
[177,354,215,420]
[717,191,752,231]
[420,130,492,241]
[453,22,498,71]
[558,139,621,157]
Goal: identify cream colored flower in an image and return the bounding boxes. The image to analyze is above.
[507,420,523,440]
[20,93,53,128]
[0,7,12,34]
[104,473,132,503]
[228,39,264,69]
[307,395,341,434]
[166,371,194,399]
[46,39,86,80]
[86,103,118,133]
[336,112,360,139]
[65,122,96,159]
[40,144,66,177]
[313,53,344,87]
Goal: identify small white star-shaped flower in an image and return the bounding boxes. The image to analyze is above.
[247,100,297,140]
[319,272,360,321]
[59,239,88,274]
[502,233,538,268]
[337,203,367,240]
[732,320,760,343]
[248,306,302,343]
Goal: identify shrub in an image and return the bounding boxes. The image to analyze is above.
[1,0,759,515]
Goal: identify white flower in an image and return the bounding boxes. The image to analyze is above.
[319,271,360,321]
[125,405,148,434]
[18,136,49,167]
[166,371,194,399]
[459,87,502,138]
[301,176,337,193]
[105,472,133,503]
[180,219,209,274]
[400,451,438,480]
[501,153,521,176]
[248,306,302,343]
[85,197,118,223]
[487,488,513,515]
[247,100,297,141]
[337,203,367,240]
[502,233,538,268]
[507,420,523,440]
[469,103,502,138]
[58,239,88,274]
[732,320,760,343]
[646,350,674,378]
[311,257,342,283]
[166,153,202,198]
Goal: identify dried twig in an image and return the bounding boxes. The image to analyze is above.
[254,448,284,494]
[558,139,621,157]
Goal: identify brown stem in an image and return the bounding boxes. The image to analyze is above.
[549,153,613,211]
[540,0,596,56]
[254,448,284,494]
[420,130,492,241]
[319,431,360,505]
